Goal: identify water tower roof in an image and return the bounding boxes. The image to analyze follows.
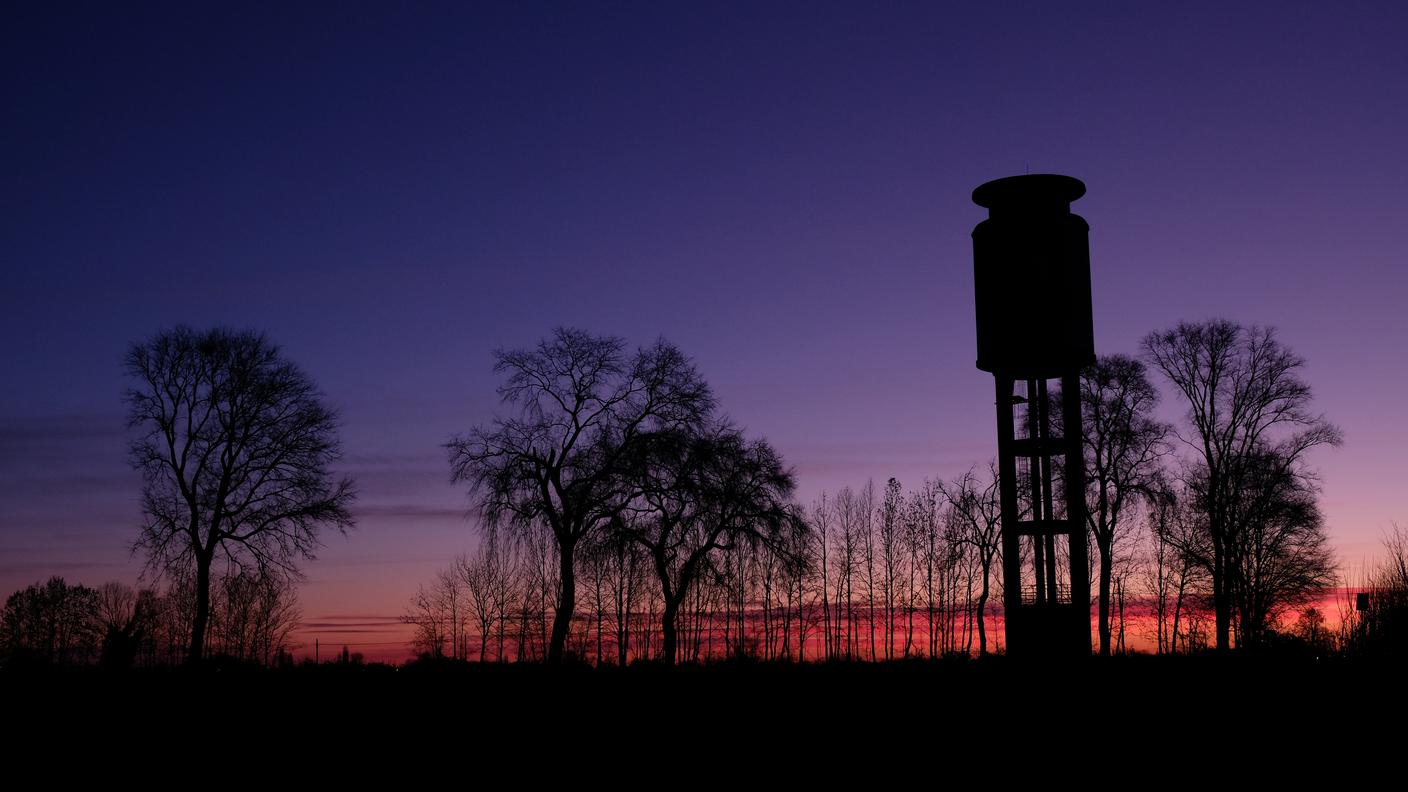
[972,174,1085,211]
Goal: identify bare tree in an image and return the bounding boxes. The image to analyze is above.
[619,422,804,665]
[909,480,944,657]
[94,581,156,668]
[879,477,902,660]
[125,326,355,664]
[1141,487,1178,653]
[0,577,100,665]
[1224,446,1337,647]
[1147,486,1215,654]
[788,520,822,661]
[940,464,1003,656]
[812,493,834,659]
[404,579,450,659]
[208,568,301,665]
[1142,319,1341,651]
[462,533,516,662]
[858,481,876,661]
[1073,354,1171,655]
[447,328,713,663]
[1343,523,1408,656]
[601,533,645,665]
[832,486,864,659]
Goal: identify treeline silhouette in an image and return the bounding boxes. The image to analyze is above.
[406,473,1001,664]
[402,478,1406,665]
[407,471,1009,664]
[4,320,1406,670]
[399,321,1391,666]
[0,571,299,669]
[1341,524,1408,657]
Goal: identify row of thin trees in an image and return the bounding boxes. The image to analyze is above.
[402,467,1223,664]
[408,483,1408,665]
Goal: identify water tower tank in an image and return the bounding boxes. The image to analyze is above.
[971,174,1095,379]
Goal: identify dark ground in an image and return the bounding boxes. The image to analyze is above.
[4,655,1401,780]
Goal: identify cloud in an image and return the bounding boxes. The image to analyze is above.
[353,504,468,522]
[300,622,404,630]
[0,560,133,577]
[307,614,405,622]
[0,413,127,444]
[299,628,402,635]
[342,451,444,468]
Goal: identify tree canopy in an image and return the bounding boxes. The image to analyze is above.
[447,327,715,663]
[1142,319,1340,650]
[125,326,354,663]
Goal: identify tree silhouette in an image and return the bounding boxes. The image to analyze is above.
[0,577,100,666]
[618,421,803,665]
[1344,524,1408,656]
[95,581,157,669]
[1221,446,1336,648]
[447,328,713,664]
[1142,320,1340,651]
[939,465,1003,656]
[125,326,355,664]
[208,569,302,665]
[1073,355,1171,655]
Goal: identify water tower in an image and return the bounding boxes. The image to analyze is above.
[971,173,1093,657]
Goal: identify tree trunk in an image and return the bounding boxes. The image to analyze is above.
[1098,543,1113,656]
[976,575,989,656]
[548,541,576,664]
[188,552,212,665]
[1213,545,1231,651]
[662,597,679,666]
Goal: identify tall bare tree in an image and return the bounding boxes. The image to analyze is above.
[125,326,355,664]
[447,328,713,664]
[832,486,864,658]
[812,493,834,659]
[461,533,516,662]
[940,465,1003,656]
[858,481,877,661]
[1143,320,1341,650]
[879,477,902,660]
[1072,354,1171,655]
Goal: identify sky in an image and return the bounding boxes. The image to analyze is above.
[3,2,1406,661]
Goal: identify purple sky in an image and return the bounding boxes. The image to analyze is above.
[4,3,1406,658]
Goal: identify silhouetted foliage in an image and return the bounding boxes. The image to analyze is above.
[446,327,714,663]
[207,569,302,665]
[1342,525,1408,657]
[397,320,1353,663]
[1,577,100,666]
[1139,485,1212,654]
[618,420,805,665]
[1074,355,1172,655]
[1142,319,1341,650]
[95,581,158,669]
[938,465,1004,656]
[125,326,355,663]
[1222,447,1336,648]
